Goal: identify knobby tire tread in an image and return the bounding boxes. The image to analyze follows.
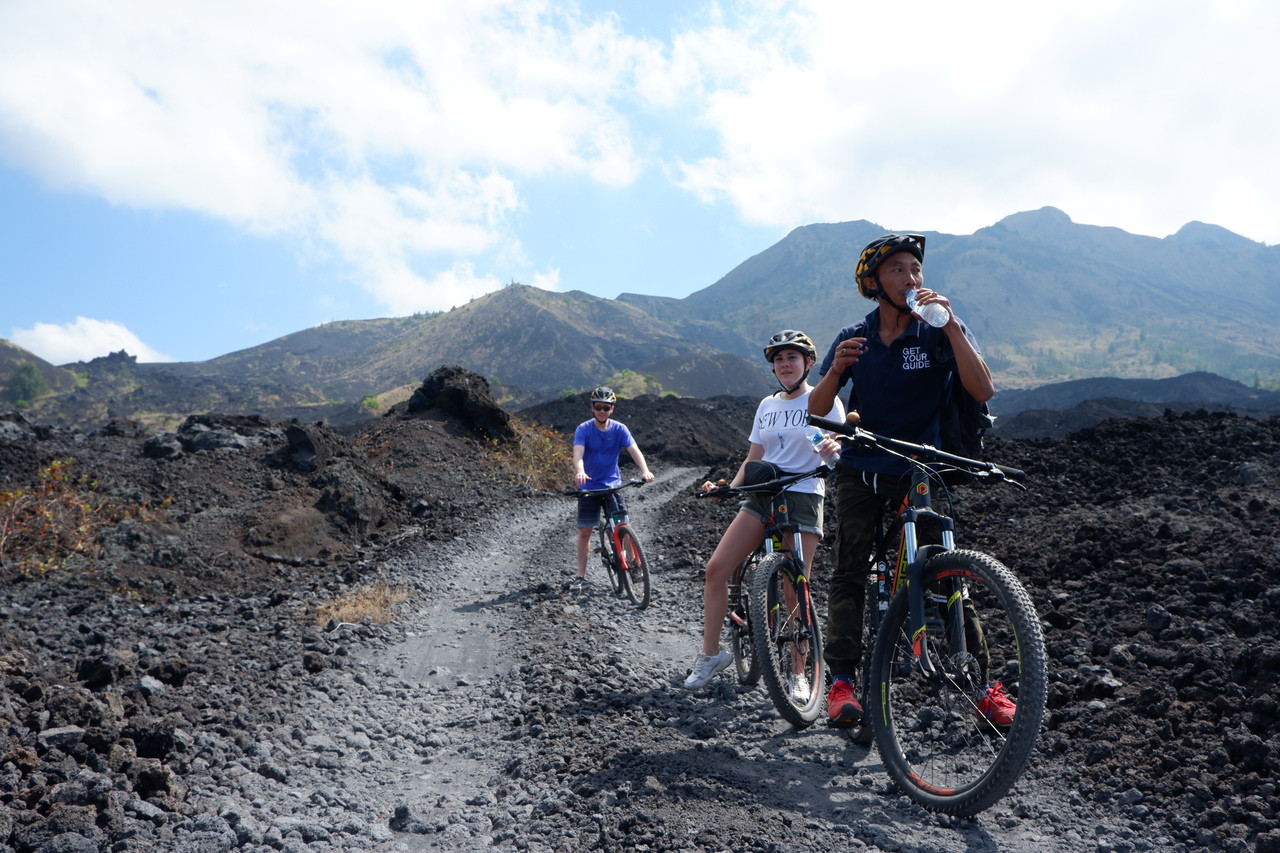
[597,526,624,595]
[868,549,1047,816]
[729,560,760,685]
[751,552,824,728]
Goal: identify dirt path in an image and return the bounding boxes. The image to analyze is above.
[360,466,1141,853]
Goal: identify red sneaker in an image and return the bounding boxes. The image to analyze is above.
[975,681,1016,727]
[826,679,863,728]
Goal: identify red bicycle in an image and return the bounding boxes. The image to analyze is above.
[574,480,649,608]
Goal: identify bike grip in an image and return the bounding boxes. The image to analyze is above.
[991,462,1026,480]
[806,414,855,436]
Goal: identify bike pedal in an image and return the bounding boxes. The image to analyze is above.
[848,724,874,746]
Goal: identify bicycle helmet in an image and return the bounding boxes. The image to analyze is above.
[763,329,817,363]
[589,386,617,405]
[856,233,926,299]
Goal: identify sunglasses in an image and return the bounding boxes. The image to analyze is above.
[592,404,614,412]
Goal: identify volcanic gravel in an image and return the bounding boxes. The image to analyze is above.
[1,382,1279,853]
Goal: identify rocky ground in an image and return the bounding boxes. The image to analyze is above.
[1,367,1278,852]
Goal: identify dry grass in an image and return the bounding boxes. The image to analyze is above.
[311,581,411,626]
[496,416,574,490]
[0,458,165,573]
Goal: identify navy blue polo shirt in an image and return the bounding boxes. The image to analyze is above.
[817,307,979,476]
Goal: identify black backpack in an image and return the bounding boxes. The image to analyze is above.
[939,371,995,459]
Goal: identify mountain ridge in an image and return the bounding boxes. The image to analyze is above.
[6,206,1278,429]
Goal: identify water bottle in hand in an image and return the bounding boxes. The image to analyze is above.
[809,429,836,469]
[905,289,950,328]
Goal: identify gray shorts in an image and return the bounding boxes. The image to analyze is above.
[577,492,627,528]
[738,489,824,536]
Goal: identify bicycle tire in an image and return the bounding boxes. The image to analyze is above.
[598,526,624,595]
[868,549,1047,816]
[751,552,824,727]
[851,573,882,744]
[616,526,650,609]
[728,559,760,685]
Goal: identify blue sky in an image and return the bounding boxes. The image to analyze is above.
[2,0,1277,365]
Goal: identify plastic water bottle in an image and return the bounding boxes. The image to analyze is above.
[905,289,950,328]
[809,429,836,468]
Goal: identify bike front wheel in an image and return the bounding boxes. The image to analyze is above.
[598,526,624,594]
[728,559,759,685]
[616,526,650,609]
[751,553,824,727]
[868,549,1047,816]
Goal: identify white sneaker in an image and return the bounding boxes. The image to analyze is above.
[683,649,733,689]
[787,673,811,705]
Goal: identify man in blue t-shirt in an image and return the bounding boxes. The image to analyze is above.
[808,233,1014,733]
[571,386,655,591]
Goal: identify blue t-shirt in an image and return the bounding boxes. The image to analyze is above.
[573,419,635,489]
[818,307,981,476]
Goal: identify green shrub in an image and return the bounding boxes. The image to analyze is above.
[5,362,48,405]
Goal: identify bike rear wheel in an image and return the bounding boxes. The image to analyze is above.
[597,526,624,594]
[728,559,759,685]
[868,549,1047,816]
[751,553,824,727]
[616,526,650,609]
[851,572,884,744]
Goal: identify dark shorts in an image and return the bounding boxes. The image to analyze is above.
[737,489,824,536]
[578,492,627,528]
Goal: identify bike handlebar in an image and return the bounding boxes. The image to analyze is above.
[805,414,1026,484]
[568,479,646,498]
[696,467,826,502]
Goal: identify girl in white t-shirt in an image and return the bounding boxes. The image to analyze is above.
[683,330,844,692]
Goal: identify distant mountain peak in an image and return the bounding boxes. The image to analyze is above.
[1168,221,1257,248]
[993,207,1074,236]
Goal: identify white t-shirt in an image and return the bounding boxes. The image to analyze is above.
[747,390,845,496]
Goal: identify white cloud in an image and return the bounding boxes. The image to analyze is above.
[667,0,1280,243]
[0,0,1276,341]
[0,0,654,315]
[10,318,175,365]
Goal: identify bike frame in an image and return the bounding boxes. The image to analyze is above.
[599,492,636,572]
[756,494,817,643]
[879,471,966,682]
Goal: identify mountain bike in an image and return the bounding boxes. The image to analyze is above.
[808,413,1047,817]
[699,466,828,728]
[574,479,649,608]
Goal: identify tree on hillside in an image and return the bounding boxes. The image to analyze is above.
[5,363,49,406]
[604,369,664,399]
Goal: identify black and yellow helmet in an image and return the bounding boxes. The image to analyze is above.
[855,233,926,299]
[763,329,817,363]
[589,386,617,404]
